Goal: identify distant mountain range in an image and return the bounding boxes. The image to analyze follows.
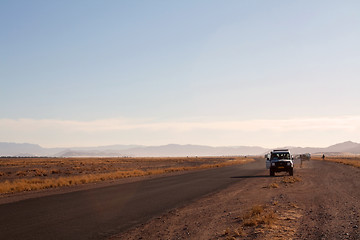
[1,141,360,157]
[288,141,360,155]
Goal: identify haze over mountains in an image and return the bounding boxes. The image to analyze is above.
[1,141,360,157]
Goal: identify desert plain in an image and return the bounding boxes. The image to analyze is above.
[0,156,359,239]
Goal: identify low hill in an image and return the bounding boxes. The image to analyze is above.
[1,141,360,157]
[289,141,360,155]
[57,144,268,157]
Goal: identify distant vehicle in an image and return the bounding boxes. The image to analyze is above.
[299,153,311,161]
[266,149,294,176]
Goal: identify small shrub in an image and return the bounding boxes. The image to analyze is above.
[260,211,276,225]
[250,205,264,216]
[242,205,276,227]
[282,176,301,184]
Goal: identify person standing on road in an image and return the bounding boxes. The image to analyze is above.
[322,154,325,160]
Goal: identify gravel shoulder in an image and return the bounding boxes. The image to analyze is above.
[110,160,360,240]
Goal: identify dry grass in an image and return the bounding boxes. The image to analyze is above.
[0,157,254,194]
[222,226,244,239]
[264,176,300,189]
[314,156,360,168]
[281,176,301,184]
[0,170,147,193]
[221,205,276,238]
[34,168,48,177]
[289,202,299,208]
[242,205,276,227]
[225,201,302,239]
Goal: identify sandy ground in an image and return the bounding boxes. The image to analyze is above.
[110,160,360,240]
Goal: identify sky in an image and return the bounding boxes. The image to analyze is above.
[1,0,360,148]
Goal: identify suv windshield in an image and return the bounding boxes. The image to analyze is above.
[271,152,290,160]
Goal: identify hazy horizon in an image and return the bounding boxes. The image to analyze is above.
[2,1,360,148]
[1,139,357,150]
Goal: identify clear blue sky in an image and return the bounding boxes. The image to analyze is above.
[1,1,360,147]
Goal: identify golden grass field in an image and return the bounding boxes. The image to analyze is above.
[313,156,360,168]
[0,156,253,194]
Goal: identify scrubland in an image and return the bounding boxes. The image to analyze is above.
[0,156,253,194]
[313,155,360,168]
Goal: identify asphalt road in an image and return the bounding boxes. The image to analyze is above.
[0,159,264,240]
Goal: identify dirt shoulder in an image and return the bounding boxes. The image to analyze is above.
[110,160,360,240]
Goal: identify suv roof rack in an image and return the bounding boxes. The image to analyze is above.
[273,149,289,152]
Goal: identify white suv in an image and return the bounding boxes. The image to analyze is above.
[266,149,294,176]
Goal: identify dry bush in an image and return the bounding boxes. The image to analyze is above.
[223,204,277,239]
[222,226,243,239]
[242,205,276,227]
[281,176,301,184]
